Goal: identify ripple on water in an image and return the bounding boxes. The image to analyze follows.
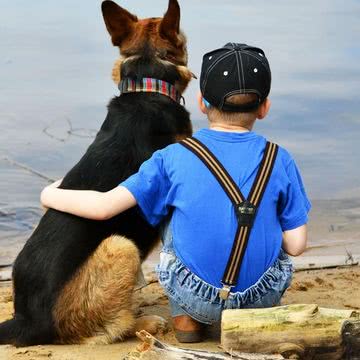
[0,204,42,264]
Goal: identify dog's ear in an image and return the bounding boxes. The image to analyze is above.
[160,0,181,43]
[102,1,138,46]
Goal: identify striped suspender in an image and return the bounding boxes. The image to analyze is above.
[180,137,279,299]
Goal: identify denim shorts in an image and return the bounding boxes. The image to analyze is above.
[156,222,294,324]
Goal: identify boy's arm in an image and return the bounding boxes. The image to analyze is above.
[40,183,137,220]
[282,224,307,256]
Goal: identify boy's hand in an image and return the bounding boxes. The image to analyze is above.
[48,179,63,189]
[41,179,62,211]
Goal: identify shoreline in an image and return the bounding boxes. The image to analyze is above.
[1,196,360,268]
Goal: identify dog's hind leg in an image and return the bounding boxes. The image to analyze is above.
[83,313,168,345]
[53,235,141,344]
[84,309,136,345]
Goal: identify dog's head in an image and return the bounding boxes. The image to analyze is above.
[102,0,192,94]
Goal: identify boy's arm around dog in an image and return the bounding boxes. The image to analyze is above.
[41,183,137,220]
[40,148,169,221]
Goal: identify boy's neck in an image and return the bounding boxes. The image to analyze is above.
[209,122,252,133]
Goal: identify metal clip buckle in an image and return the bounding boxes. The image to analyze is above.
[219,285,232,300]
[235,201,257,227]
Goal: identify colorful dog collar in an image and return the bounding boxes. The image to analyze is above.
[119,78,182,104]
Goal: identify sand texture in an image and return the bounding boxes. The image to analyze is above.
[0,265,359,360]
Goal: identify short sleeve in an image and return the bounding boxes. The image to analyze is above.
[278,159,311,231]
[120,150,171,226]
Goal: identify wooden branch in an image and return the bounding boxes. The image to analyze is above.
[295,262,359,272]
[123,330,283,360]
[221,304,360,360]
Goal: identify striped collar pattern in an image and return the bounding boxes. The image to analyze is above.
[118,78,182,103]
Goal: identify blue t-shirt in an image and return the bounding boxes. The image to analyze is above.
[121,129,311,291]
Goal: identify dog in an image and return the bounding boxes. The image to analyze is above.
[0,0,192,346]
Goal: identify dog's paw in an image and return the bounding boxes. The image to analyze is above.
[84,334,112,345]
[135,315,168,335]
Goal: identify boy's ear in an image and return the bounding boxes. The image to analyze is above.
[160,0,181,44]
[102,1,138,46]
[257,98,271,120]
[197,92,208,114]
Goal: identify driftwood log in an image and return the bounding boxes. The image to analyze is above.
[124,330,283,360]
[221,304,360,360]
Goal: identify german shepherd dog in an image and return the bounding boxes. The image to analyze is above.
[0,0,192,346]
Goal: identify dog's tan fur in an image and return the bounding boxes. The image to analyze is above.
[112,57,123,84]
[53,236,139,343]
[53,235,167,344]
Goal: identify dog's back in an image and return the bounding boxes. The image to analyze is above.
[0,0,192,346]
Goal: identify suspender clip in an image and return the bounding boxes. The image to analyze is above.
[219,284,233,300]
[236,201,257,227]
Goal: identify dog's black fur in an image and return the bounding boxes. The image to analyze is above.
[0,3,192,346]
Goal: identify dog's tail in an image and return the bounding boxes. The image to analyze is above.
[0,317,52,346]
[0,318,24,345]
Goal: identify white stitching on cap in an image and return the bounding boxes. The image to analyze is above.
[243,50,266,62]
[238,51,246,93]
[202,52,234,93]
[225,89,262,97]
[222,89,261,109]
[242,51,271,73]
[206,52,234,75]
[202,52,235,95]
[234,51,242,93]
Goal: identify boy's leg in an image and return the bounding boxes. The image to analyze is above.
[169,298,204,343]
[159,220,204,343]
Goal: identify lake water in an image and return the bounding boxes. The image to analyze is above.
[0,0,359,265]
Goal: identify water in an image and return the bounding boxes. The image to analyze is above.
[0,0,359,264]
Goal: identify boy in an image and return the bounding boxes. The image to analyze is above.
[41,43,311,343]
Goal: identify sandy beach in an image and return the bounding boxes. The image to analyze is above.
[0,197,360,359]
[0,264,360,360]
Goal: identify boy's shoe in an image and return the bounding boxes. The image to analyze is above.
[173,315,204,343]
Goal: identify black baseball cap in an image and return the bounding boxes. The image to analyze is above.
[200,43,271,112]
